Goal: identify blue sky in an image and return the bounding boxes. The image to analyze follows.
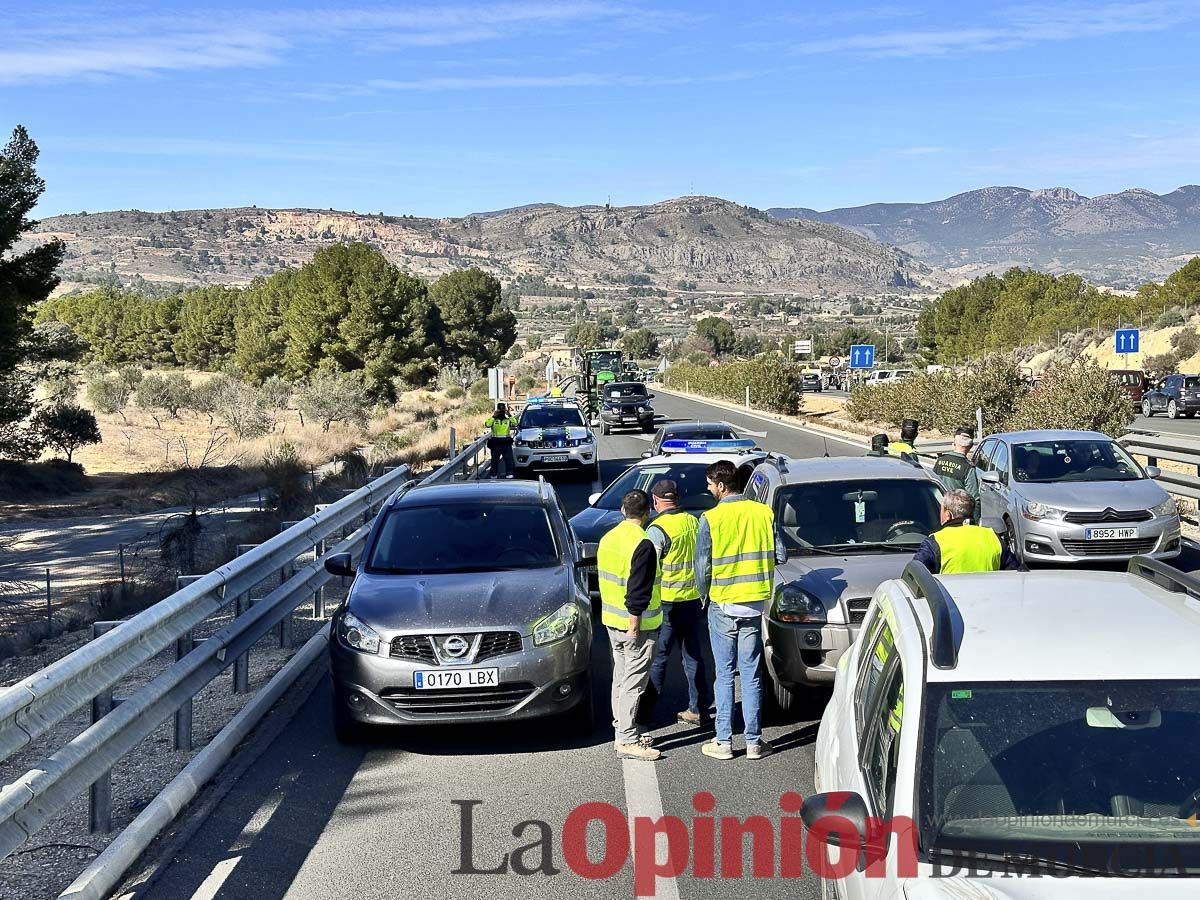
[4,0,1199,217]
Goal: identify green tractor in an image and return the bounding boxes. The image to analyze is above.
[581,347,624,420]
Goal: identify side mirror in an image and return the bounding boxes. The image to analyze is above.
[800,792,870,851]
[588,492,602,506]
[324,552,355,578]
[980,470,1001,485]
[648,393,656,399]
[1145,465,1161,479]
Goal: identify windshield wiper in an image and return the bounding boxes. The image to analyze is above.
[928,846,1117,877]
[819,542,917,553]
[787,546,843,557]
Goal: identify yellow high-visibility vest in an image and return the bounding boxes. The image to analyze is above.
[485,416,518,438]
[933,524,1002,574]
[597,519,663,630]
[652,511,700,603]
[888,440,916,457]
[703,500,775,604]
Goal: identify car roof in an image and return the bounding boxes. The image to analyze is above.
[902,570,1200,683]
[661,421,736,434]
[636,450,766,467]
[393,480,549,507]
[989,429,1109,442]
[771,455,934,483]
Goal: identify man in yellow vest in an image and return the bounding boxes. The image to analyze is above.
[697,460,782,761]
[549,384,564,397]
[888,419,920,462]
[483,403,520,479]
[645,480,710,727]
[913,489,1021,574]
[597,489,664,761]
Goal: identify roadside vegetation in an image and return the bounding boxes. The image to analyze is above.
[845,356,1133,438]
[917,259,1200,363]
[663,355,803,415]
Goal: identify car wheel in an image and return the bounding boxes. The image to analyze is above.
[332,690,370,745]
[1168,400,1179,419]
[561,675,595,737]
[1005,518,1021,559]
[1142,400,1153,417]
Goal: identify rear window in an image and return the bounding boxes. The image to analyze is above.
[1186,377,1200,390]
[367,503,559,574]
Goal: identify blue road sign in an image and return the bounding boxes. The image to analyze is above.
[849,344,876,369]
[1115,328,1140,354]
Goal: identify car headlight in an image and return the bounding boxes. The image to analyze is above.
[533,602,580,646]
[637,406,647,413]
[1151,496,1179,518]
[1022,501,1066,521]
[338,611,381,654]
[514,437,528,446]
[774,584,826,624]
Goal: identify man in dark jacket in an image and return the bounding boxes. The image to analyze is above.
[932,426,980,501]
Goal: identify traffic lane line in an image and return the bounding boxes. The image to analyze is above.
[650,392,860,457]
[623,758,681,900]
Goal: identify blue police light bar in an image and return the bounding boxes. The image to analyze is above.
[660,438,758,454]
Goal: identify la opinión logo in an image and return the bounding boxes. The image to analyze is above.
[453,791,918,895]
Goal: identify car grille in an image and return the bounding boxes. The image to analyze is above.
[529,438,586,449]
[380,683,536,717]
[390,635,437,663]
[389,631,523,664]
[476,631,522,661]
[1061,538,1158,557]
[845,597,871,625]
[1062,508,1152,525]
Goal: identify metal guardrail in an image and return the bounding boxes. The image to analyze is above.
[1119,430,1200,501]
[0,432,489,870]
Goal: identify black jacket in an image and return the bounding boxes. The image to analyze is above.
[624,539,658,617]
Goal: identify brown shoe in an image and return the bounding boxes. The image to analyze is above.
[617,742,662,761]
[677,710,703,726]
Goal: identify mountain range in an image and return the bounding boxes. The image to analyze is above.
[768,185,1200,288]
[30,196,935,296]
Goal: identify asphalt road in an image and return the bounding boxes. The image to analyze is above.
[131,393,842,900]
[1129,411,1200,437]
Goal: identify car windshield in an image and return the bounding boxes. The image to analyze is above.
[590,352,621,371]
[774,479,941,550]
[920,680,1200,874]
[595,462,721,513]
[366,503,559,574]
[519,406,585,428]
[1011,439,1142,483]
[607,383,647,400]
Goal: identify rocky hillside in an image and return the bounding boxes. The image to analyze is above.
[29,196,940,296]
[769,185,1200,288]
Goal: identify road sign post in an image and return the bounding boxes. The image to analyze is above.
[848,344,876,370]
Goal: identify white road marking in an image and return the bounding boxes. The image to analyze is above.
[622,758,682,900]
[659,388,865,449]
[189,856,241,900]
[188,786,287,899]
[720,420,768,438]
[631,433,655,442]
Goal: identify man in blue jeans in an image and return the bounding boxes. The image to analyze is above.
[645,480,710,726]
[696,460,785,760]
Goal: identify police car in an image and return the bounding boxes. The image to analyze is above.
[806,557,1200,897]
[513,397,599,480]
[568,438,770,573]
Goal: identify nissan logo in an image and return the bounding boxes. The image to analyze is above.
[441,635,470,658]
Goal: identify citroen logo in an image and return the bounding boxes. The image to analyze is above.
[441,635,470,659]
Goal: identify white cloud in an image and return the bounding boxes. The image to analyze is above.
[792,1,1197,58]
[0,2,648,83]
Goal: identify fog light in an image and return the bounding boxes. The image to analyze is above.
[349,693,364,706]
[804,631,821,647]
[1025,540,1043,554]
[557,683,572,697]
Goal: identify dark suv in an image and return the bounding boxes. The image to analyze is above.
[1142,374,1200,419]
[599,381,656,434]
